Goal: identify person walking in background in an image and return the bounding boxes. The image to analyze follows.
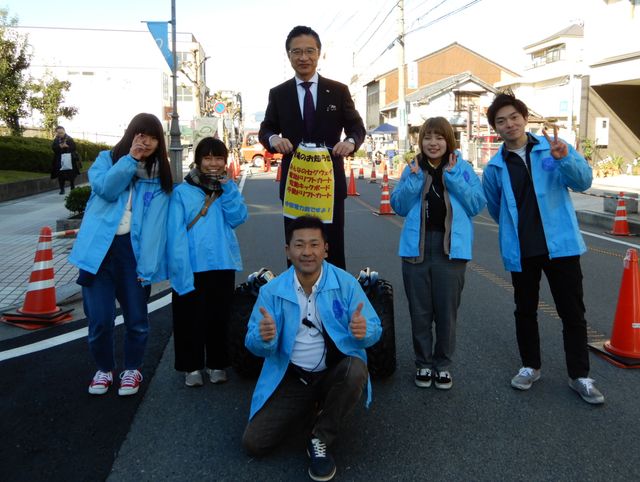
[167,137,248,387]
[242,215,381,482]
[259,25,366,270]
[51,125,80,194]
[69,113,173,397]
[482,92,604,405]
[390,117,485,390]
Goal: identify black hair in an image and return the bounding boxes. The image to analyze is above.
[194,137,229,166]
[111,113,173,193]
[55,126,64,131]
[285,215,328,245]
[285,26,322,52]
[487,91,529,129]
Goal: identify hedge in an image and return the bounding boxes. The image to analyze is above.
[0,136,111,174]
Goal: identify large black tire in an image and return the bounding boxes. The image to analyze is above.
[366,279,397,378]
[227,284,263,378]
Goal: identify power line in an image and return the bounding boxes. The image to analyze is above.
[353,0,400,57]
[409,0,449,29]
[406,0,483,35]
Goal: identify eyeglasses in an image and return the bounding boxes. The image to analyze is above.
[288,47,319,58]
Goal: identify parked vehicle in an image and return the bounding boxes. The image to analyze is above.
[240,131,282,167]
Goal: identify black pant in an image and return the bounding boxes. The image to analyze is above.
[510,255,590,379]
[58,171,75,191]
[171,270,235,372]
[283,196,345,270]
[242,356,367,455]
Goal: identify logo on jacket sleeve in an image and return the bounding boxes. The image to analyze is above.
[332,299,345,320]
[542,156,558,171]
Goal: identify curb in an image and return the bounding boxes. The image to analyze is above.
[576,209,640,235]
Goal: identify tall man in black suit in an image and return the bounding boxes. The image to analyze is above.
[259,25,366,270]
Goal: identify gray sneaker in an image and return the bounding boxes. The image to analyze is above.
[569,377,605,405]
[185,370,204,387]
[511,367,541,390]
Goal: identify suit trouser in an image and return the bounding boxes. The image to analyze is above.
[242,356,367,456]
[171,269,234,372]
[283,196,346,270]
[401,230,467,371]
[510,255,590,379]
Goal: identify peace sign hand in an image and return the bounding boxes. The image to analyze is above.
[407,158,420,174]
[543,125,569,160]
[349,302,367,340]
[445,151,457,172]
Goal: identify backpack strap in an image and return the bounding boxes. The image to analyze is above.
[186,191,221,231]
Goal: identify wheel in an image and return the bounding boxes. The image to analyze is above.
[252,155,264,168]
[365,279,397,378]
[227,283,263,378]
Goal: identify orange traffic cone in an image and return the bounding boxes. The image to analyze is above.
[369,163,378,183]
[347,168,360,196]
[358,166,364,179]
[609,192,631,236]
[373,176,395,216]
[274,162,282,182]
[382,163,390,184]
[1,227,73,330]
[604,248,640,361]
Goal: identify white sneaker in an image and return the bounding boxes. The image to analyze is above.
[185,370,204,387]
[206,368,228,384]
[511,367,541,390]
[569,377,605,405]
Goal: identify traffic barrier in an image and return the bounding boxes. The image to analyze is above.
[52,228,79,238]
[347,169,360,196]
[369,163,378,183]
[608,192,631,236]
[1,226,73,330]
[274,162,282,182]
[604,248,640,360]
[373,174,395,216]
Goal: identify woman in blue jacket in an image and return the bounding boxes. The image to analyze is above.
[167,137,248,387]
[390,117,485,390]
[69,113,173,396]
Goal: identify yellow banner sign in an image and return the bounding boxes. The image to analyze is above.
[283,144,334,223]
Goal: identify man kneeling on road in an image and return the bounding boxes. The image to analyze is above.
[242,215,382,481]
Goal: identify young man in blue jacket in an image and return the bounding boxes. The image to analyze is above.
[482,92,604,405]
[242,215,381,481]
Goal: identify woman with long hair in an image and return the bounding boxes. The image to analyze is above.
[390,117,485,390]
[69,113,173,396]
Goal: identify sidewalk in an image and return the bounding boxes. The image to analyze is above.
[1,171,639,341]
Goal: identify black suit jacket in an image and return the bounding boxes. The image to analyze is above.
[259,75,366,201]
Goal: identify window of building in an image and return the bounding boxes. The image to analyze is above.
[162,73,169,101]
[177,85,193,102]
[531,44,565,67]
[176,51,190,69]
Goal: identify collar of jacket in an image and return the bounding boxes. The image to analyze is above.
[272,261,340,303]
[499,132,542,162]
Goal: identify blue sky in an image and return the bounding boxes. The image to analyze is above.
[2,0,585,116]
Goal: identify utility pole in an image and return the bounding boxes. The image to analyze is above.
[169,0,183,182]
[396,0,408,155]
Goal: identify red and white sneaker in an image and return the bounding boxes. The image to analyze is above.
[88,370,113,395]
[118,369,143,396]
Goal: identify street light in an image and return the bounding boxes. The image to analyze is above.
[169,0,183,182]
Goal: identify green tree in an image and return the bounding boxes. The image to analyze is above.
[29,74,78,136]
[0,9,31,136]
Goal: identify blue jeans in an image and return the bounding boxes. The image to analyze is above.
[82,234,151,372]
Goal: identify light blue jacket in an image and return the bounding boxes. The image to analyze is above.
[390,152,486,261]
[69,150,171,284]
[167,180,248,295]
[245,261,382,419]
[482,133,592,272]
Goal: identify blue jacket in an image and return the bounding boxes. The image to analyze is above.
[390,152,486,261]
[482,133,592,272]
[69,150,171,284]
[167,180,248,295]
[245,262,382,419]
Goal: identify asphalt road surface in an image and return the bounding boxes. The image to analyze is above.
[2,167,639,481]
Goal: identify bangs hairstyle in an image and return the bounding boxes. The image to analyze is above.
[194,137,229,165]
[487,92,529,129]
[111,113,172,193]
[285,215,327,245]
[285,25,322,52]
[417,117,456,166]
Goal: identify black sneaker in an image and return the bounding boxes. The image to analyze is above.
[307,437,336,481]
[435,370,453,390]
[415,368,433,388]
